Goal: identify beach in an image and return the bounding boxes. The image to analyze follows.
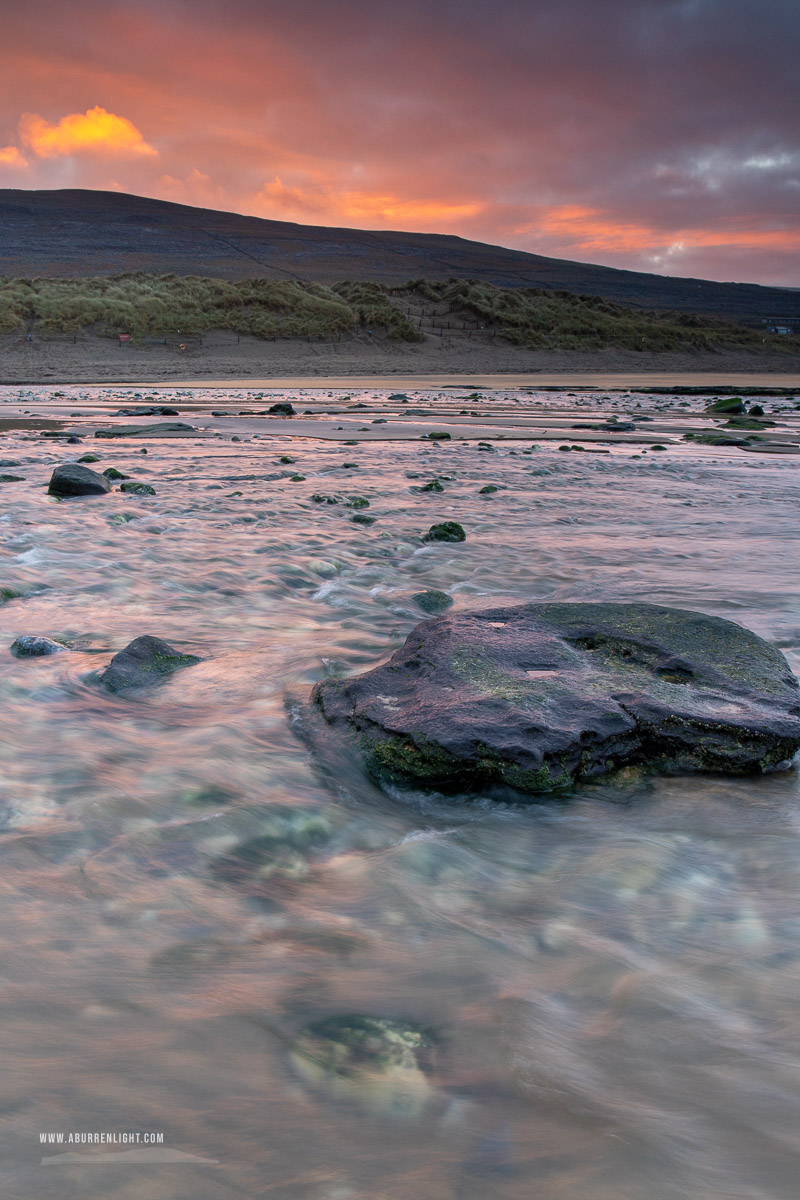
[2,325,799,386]
[0,379,799,1198]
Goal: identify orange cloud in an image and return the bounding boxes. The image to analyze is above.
[341,192,483,224]
[523,205,800,255]
[19,106,156,159]
[257,176,483,226]
[0,145,27,168]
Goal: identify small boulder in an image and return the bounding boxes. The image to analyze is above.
[99,635,199,693]
[10,635,66,657]
[119,481,156,495]
[706,397,746,414]
[412,590,454,614]
[423,521,466,543]
[48,463,112,497]
[102,467,130,480]
[268,402,296,416]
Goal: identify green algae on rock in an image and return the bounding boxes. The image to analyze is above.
[706,397,746,414]
[423,521,466,543]
[119,480,156,496]
[290,1015,437,1118]
[99,635,200,693]
[412,589,454,614]
[312,602,800,798]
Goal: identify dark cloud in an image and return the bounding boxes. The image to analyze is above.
[2,0,798,283]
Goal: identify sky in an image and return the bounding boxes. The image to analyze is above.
[1,0,799,286]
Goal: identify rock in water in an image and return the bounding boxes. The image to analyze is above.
[268,402,296,415]
[119,481,156,495]
[290,1015,437,1118]
[48,463,112,496]
[312,602,800,796]
[94,422,195,438]
[706,396,746,414]
[100,635,199,693]
[424,521,466,543]
[10,636,66,657]
[413,590,454,614]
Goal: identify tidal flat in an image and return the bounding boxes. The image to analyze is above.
[1,382,800,1199]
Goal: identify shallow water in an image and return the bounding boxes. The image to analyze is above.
[1,384,800,1199]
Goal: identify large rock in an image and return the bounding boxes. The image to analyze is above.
[48,463,112,496]
[100,635,199,693]
[312,602,800,796]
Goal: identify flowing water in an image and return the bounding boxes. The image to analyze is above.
[1,384,800,1200]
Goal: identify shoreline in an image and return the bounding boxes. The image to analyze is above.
[4,372,799,391]
[2,327,798,390]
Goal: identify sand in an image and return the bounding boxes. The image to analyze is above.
[2,326,798,387]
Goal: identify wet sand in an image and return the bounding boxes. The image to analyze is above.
[127,372,800,391]
[2,325,798,386]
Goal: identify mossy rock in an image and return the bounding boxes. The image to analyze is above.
[291,1015,437,1118]
[312,602,800,798]
[423,521,465,543]
[705,397,746,414]
[120,481,156,495]
[99,635,199,693]
[412,589,454,614]
[425,431,451,440]
[691,433,749,447]
[724,418,774,430]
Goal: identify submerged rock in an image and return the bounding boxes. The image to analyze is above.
[48,463,112,496]
[100,635,199,693]
[312,602,800,796]
[209,805,335,890]
[94,422,195,438]
[115,406,179,416]
[10,635,66,657]
[290,1015,437,1118]
[412,590,454,614]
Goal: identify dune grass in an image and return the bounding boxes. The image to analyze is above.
[392,278,800,353]
[0,275,359,340]
[0,272,795,353]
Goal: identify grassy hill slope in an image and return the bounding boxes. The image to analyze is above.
[1,188,798,327]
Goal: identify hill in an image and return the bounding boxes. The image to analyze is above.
[1,189,798,328]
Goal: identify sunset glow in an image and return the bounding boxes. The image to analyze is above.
[19,107,157,160]
[1,0,798,285]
